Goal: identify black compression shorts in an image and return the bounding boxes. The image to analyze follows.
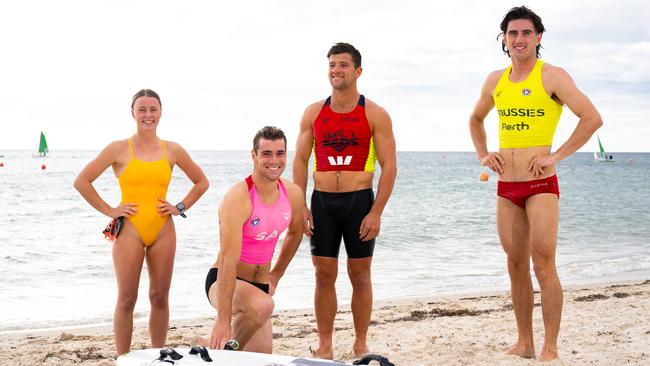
[309,189,375,258]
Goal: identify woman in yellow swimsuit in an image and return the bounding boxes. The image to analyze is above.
[74,89,209,355]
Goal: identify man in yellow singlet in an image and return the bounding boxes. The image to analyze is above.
[469,6,602,362]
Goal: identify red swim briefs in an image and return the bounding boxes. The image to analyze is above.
[497,175,560,208]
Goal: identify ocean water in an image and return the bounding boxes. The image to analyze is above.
[0,151,649,333]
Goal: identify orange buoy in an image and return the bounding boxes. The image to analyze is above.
[479,172,489,181]
[41,164,46,170]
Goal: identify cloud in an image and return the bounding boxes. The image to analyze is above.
[0,0,648,151]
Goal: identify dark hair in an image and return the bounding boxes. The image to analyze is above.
[499,6,545,58]
[327,42,362,68]
[253,126,287,153]
[131,89,162,109]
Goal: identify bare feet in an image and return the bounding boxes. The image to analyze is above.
[353,343,369,358]
[506,343,536,359]
[310,345,334,359]
[539,348,559,362]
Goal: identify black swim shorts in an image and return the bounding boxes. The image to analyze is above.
[309,189,375,258]
[204,267,269,301]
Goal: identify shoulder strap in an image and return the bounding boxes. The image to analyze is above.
[277,178,287,195]
[494,65,513,95]
[160,140,168,160]
[504,65,513,82]
[127,139,135,158]
[245,175,254,191]
[321,96,332,109]
[533,58,545,77]
[358,94,365,107]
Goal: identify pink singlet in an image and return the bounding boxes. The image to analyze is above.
[239,175,292,264]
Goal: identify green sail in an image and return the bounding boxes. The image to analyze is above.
[39,131,49,156]
[597,136,606,159]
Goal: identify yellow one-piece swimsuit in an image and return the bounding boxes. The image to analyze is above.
[118,139,172,246]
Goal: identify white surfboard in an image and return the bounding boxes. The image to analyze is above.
[117,347,353,366]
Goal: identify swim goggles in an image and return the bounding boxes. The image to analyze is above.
[189,345,213,362]
[102,216,124,241]
[152,347,183,364]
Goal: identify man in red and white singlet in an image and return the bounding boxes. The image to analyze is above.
[293,43,397,359]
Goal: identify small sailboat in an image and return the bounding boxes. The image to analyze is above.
[594,136,614,162]
[36,131,49,157]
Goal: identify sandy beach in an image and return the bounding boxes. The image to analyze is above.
[2,280,649,365]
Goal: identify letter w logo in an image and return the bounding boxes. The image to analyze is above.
[328,156,352,166]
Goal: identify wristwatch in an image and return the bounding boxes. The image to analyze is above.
[175,202,187,218]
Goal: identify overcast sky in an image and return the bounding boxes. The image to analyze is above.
[1,0,648,152]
